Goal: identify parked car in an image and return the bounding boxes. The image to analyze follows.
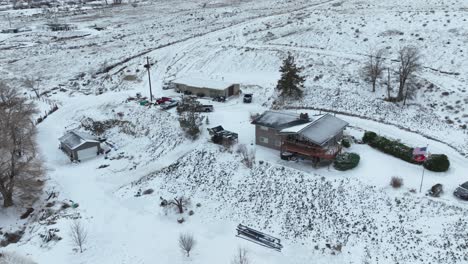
[213,96,226,102]
[156,97,172,104]
[454,182,468,200]
[159,100,178,110]
[196,105,214,112]
[243,93,253,103]
[428,183,443,197]
[162,81,174,90]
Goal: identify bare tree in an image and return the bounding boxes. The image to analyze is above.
[23,77,41,99]
[236,144,255,169]
[0,82,42,207]
[178,233,196,257]
[397,46,421,101]
[70,220,88,253]
[231,247,250,264]
[385,68,392,100]
[362,49,385,92]
[169,197,190,214]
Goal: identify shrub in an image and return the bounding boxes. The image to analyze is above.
[424,154,450,172]
[142,189,154,195]
[333,152,360,171]
[341,138,351,148]
[390,177,403,188]
[362,131,377,143]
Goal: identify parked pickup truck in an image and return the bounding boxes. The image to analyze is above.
[196,105,214,112]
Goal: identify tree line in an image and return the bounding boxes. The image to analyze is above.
[275,45,422,107]
[0,82,42,207]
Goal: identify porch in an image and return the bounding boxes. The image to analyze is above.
[280,138,342,160]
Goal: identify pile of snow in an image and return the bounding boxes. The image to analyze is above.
[0,252,36,264]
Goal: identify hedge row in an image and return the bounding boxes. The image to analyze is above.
[334,152,360,171]
[362,131,450,172]
[362,131,418,164]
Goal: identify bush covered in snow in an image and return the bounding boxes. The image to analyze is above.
[333,152,360,171]
[424,154,450,172]
[341,138,351,148]
[362,131,377,143]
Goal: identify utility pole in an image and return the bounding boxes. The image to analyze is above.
[144,57,153,102]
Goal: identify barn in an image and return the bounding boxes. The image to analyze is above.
[172,77,240,98]
[59,131,101,162]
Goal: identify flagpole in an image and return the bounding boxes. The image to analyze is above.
[419,144,429,193]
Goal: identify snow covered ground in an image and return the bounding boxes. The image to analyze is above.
[1,0,468,263]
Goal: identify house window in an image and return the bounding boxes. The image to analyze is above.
[275,140,281,147]
[259,137,269,144]
[260,126,269,131]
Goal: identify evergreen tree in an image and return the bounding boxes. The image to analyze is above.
[276,53,305,98]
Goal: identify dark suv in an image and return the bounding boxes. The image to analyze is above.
[454,181,468,200]
[243,93,252,103]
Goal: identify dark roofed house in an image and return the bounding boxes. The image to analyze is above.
[252,111,348,164]
[251,111,310,150]
[59,131,101,162]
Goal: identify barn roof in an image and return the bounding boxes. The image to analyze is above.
[172,77,235,90]
[280,114,348,146]
[59,131,99,150]
[251,110,309,129]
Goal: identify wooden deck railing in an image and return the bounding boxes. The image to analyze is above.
[282,140,341,160]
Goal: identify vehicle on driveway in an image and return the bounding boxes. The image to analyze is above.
[428,183,443,197]
[196,105,214,112]
[454,182,468,200]
[243,93,253,103]
[159,100,178,110]
[213,96,226,102]
[156,97,172,104]
[162,81,175,90]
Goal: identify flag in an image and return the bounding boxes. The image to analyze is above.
[413,147,427,156]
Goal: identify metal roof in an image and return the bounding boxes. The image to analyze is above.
[172,77,235,91]
[59,131,99,150]
[251,110,309,129]
[280,114,348,146]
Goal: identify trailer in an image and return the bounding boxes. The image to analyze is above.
[236,224,283,251]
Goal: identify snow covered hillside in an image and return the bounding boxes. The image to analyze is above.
[1,0,468,263]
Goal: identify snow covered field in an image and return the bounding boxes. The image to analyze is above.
[1,0,468,263]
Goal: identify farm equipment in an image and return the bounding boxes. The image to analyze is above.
[236,224,283,251]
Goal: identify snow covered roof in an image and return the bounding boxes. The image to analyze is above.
[172,77,235,90]
[279,121,314,133]
[251,110,309,129]
[280,114,348,146]
[59,131,100,150]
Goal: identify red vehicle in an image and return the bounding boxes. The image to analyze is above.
[156,97,172,104]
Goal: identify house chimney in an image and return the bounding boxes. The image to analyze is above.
[299,113,309,121]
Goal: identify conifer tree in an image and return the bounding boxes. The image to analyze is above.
[276,53,305,98]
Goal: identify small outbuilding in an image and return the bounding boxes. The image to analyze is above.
[44,23,77,31]
[59,131,101,161]
[172,77,240,98]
